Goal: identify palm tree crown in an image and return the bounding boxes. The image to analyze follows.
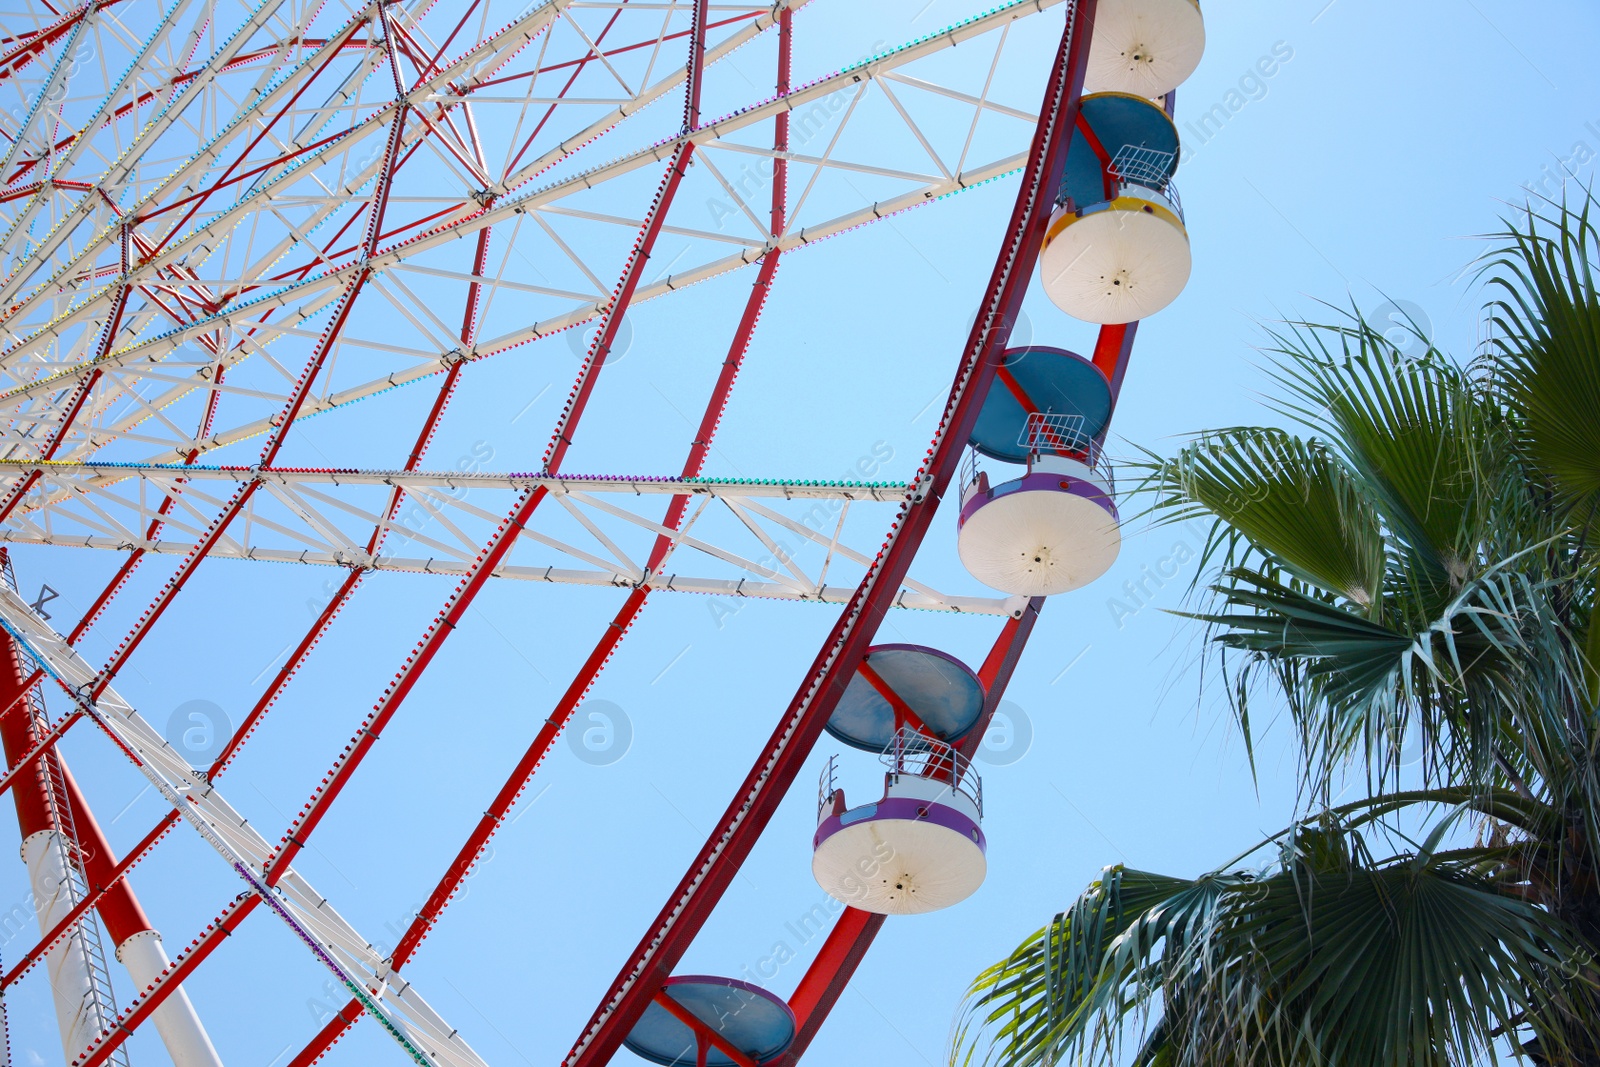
[952,199,1600,1067]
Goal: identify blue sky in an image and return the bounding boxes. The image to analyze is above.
[8,0,1600,1064]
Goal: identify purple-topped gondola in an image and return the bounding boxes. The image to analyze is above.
[812,728,986,916]
[957,347,1121,596]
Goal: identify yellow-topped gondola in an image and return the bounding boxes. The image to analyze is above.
[1039,91,1190,324]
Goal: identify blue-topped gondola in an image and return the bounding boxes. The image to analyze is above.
[970,346,1113,464]
[955,348,1122,596]
[1058,92,1180,211]
[826,644,985,753]
[623,976,797,1066]
[1040,90,1190,324]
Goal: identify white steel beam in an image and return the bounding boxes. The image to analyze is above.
[0,461,1024,615]
[0,0,1050,478]
[0,583,493,1067]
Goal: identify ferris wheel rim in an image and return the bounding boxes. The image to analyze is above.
[0,2,1159,1065]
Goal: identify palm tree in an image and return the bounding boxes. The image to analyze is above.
[951,199,1600,1067]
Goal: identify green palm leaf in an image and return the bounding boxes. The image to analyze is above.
[952,817,1594,1067]
[1149,429,1385,610]
[1484,196,1600,510]
[1266,333,1494,594]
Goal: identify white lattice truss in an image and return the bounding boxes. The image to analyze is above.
[0,582,491,1067]
[0,0,1061,470]
[0,459,1026,613]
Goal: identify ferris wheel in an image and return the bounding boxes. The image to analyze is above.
[0,0,1205,1063]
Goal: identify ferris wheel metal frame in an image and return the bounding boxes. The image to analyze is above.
[0,0,1169,1062]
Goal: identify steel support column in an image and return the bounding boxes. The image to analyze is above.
[76,896,259,1067]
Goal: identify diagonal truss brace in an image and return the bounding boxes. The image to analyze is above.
[0,461,1026,614]
[0,584,492,1067]
[0,0,1059,461]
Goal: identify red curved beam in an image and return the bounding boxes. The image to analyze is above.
[282,6,791,1060]
[564,4,1099,1061]
[13,88,419,1067]
[776,300,1143,1053]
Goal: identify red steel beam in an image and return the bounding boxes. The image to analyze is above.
[260,165,682,892]
[389,0,790,986]
[144,9,377,242]
[0,631,67,860]
[857,658,931,735]
[6,33,507,1027]
[388,585,647,970]
[0,2,103,87]
[55,758,156,948]
[0,228,133,526]
[284,6,787,1059]
[1,3,693,1048]
[3,810,180,989]
[775,596,1047,1062]
[961,599,1047,761]
[501,4,635,177]
[67,360,229,644]
[207,219,488,779]
[45,47,424,1066]
[736,53,1153,1052]
[564,5,1098,1061]
[89,92,409,691]
[64,135,430,649]
[0,20,75,82]
[276,496,555,1062]
[18,94,419,1067]
[653,990,761,1067]
[73,894,260,1067]
[1,221,476,995]
[6,37,369,184]
[0,666,43,726]
[542,174,699,467]
[263,0,715,896]
[1090,321,1139,406]
[778,906,885,1063]
[540,0,712,477]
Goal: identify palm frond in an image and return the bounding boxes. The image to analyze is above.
[1585,595,1600,708]
[1145,429,1385,610]
[1264,329,1496,595]
[961,197,1600,1067]
[952,818,1595,1067]
[951,867,1245,1067]
[1483,193,1600,513]
[1183,560,1576,793]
